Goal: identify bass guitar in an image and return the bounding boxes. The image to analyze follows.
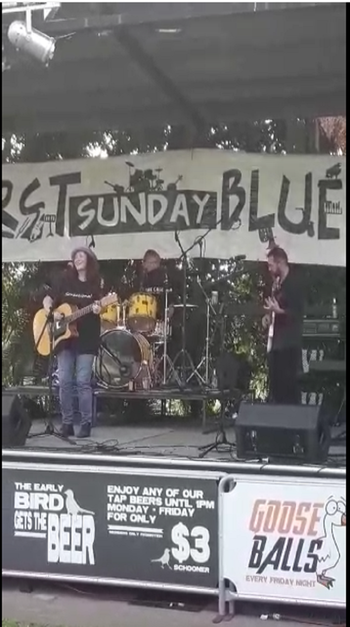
[266,277,280,354]
[33,293,118,356]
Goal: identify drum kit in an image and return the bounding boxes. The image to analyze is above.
[94,250,247,392]
[95,289,192,391]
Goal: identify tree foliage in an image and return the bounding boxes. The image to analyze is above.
[318,117,346,155]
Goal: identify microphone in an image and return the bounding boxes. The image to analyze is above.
[174,229,180,244]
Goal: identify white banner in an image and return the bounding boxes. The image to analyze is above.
[2,150,346,265]
[221,475,346,606]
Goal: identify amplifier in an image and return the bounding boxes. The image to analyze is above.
[303,318,341,338]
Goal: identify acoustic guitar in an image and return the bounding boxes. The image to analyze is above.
[33,293,118,357]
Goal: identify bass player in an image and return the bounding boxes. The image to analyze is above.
[42,247,102,438]
[263,247,304,405]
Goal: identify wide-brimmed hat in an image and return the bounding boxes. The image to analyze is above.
[71,246,97,262]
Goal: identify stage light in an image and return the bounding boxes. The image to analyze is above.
[8,20,55,65]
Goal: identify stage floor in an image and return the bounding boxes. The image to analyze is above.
[24,413,346,465]
[26,414,235,460]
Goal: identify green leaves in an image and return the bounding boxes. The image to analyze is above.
[2,263,33,385]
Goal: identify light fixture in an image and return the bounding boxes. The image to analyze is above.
[3,2,60,65]
[8,20,55,64]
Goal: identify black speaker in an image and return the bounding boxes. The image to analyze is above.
[235,402,330,463]
[2,393,32,447]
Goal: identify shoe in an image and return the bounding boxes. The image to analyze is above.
[77,423,91,438]
[60,424,74,438]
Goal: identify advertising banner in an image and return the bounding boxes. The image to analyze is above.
[2,150,346,265]
[221,475,346,606]
[2,463,219,590]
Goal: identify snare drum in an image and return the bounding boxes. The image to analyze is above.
[94,328,152,389]
[128,292,157,334]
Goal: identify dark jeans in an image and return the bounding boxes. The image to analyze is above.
[268,347,301,405]
[57,349,95,426]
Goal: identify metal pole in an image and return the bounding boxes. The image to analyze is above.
[163,286,169,385]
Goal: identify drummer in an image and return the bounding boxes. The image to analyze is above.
[136,249,183,319]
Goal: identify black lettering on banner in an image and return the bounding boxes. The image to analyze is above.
[19,178,44,218]
[318,179,341,240]
[49,172,81,236]
[221,169,246,230]
[256,536,285,574]
[68,190,217,236]
[291,538,303,572]
[19,178,45,239]
[248,170,275,232]
[277,174,313,236]
[280,537,293,572]
[304,539,322,573]
[248,535,266,568]
[248,535,319,575]
[2,179,18,235]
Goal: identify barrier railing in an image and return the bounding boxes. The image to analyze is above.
[2,453,346,617]
[2,461,221,596]
[218,473,346,618]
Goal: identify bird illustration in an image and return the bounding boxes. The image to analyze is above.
[151,548,172,569]
[64,489,95,516]
[326,163,341,179]
[315,498,346,589]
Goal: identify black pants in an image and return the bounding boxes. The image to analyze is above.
[268,347,301,405]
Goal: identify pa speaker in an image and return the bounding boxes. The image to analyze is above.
[235,402,330,463]
[2,392,32,447]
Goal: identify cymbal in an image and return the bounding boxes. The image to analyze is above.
[172,303,198,309]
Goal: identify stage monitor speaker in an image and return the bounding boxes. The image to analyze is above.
[2,392,32,447]
[235,402,330,464]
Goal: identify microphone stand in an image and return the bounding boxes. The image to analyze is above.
[198,310,239,457]
[171,214,225,388]
[172,231,195,387]
[31,309,75,443]
[153,270,181,388]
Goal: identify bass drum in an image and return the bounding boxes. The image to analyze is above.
[94,328,152,389]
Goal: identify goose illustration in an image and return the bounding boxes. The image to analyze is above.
[316,497,346,589]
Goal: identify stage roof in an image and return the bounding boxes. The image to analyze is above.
[2,2,346,135]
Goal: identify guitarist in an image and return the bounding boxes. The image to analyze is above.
[263,247,304,405]
[42,246,102,438]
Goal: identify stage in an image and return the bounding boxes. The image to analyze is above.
[16,410,347,464]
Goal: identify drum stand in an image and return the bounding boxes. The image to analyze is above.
[153,286,181,387]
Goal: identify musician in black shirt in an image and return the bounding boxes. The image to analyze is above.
[43,247,102,438]
[263,247,304,404]
[135,248,183,316]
